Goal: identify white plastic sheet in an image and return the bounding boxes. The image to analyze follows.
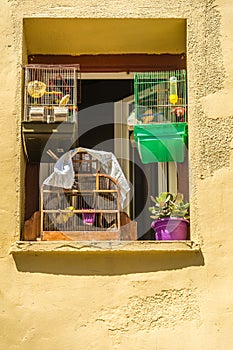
[43,147,130,208]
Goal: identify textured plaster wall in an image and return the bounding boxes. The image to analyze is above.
[0,0,233,349]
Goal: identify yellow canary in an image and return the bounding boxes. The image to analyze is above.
[56,206,75,224]
[59,94,70,106]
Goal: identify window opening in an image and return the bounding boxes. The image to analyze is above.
[23,71,189,242]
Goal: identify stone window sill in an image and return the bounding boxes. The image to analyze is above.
[10,240,200,254]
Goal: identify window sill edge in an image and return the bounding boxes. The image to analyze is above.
[10,240,200,254]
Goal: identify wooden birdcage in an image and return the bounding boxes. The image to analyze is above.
[40,151,136,241]
[23,64,81,123]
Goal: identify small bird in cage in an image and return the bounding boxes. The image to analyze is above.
[59,94,70,106]
[141,109,154,124]
[171,106,186,122]
[55,206,76,225]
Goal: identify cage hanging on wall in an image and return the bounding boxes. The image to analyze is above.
[133,70,188,163]
[134,70,187,124]
[23,64,81,123]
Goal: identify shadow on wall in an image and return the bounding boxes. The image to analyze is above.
[12,251,204,276]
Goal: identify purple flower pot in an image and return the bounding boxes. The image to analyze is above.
[151,217,189,240]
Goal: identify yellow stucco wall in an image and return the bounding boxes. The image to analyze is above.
[0,0,233,349]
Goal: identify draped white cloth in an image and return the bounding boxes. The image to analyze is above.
[43,147,130,208]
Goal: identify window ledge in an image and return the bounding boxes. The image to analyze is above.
[10,240,200,254]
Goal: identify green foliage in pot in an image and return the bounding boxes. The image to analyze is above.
[148,192,189,220]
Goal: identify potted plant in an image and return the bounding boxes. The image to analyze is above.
[149,192,189,240]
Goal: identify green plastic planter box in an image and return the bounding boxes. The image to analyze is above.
[134,122,188,164]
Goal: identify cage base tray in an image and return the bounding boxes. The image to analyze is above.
[134,122,188,163]
[42,223,137,241]
[42,230,122,241]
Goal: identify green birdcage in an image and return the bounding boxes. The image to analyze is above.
[134,70,187,123]
[133,70,188,163]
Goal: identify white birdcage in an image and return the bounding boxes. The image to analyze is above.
[23,64,81,123]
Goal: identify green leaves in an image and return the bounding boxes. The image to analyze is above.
[149,192,189,220]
